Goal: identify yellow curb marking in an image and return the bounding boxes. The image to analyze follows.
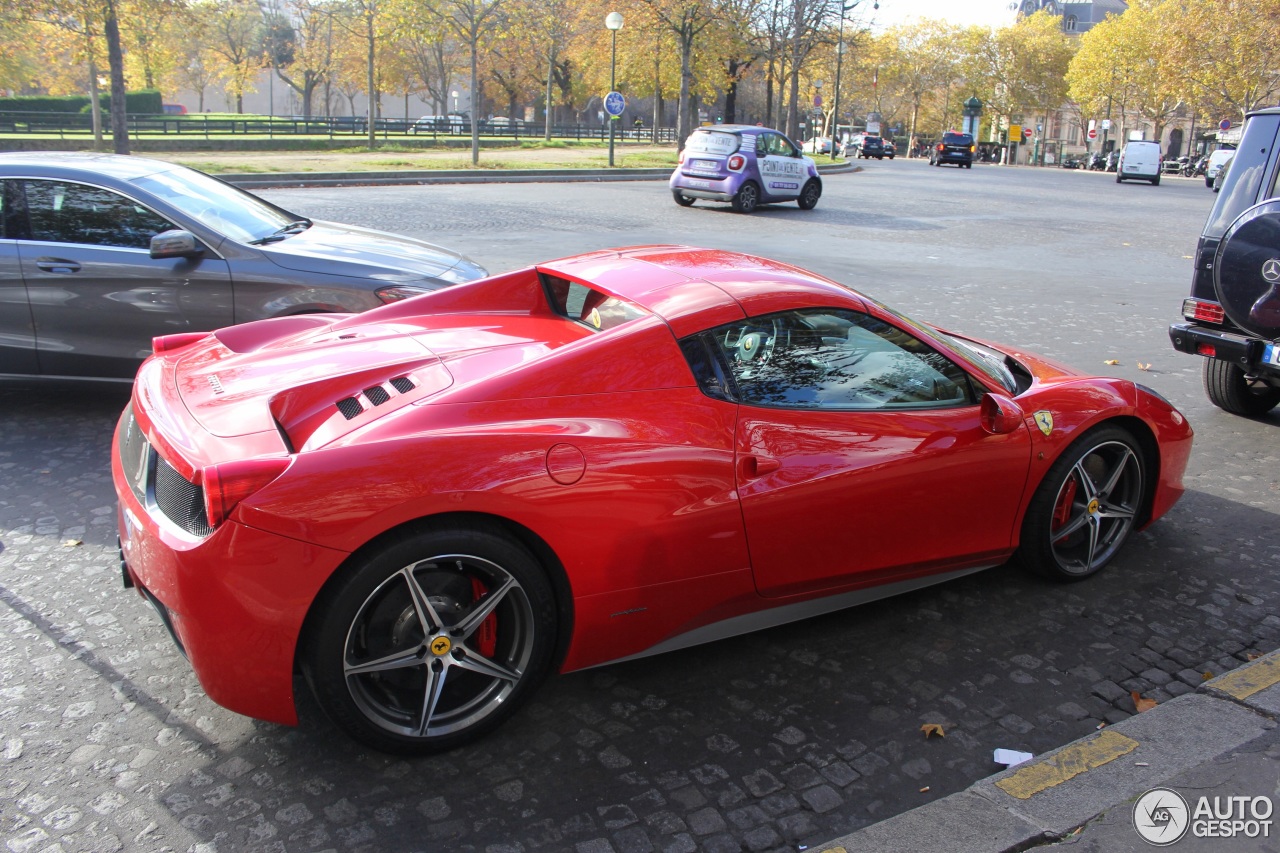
[1211,654,1280,700]
[995,730,1139,800]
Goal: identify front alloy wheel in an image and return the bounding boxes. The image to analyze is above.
[1016,427,1145,580]
[305,525,556,753]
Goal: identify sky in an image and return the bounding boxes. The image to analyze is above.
[868,0,1016,29]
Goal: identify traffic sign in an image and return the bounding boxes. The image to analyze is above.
[1023,128,1033,139]
[1219,118,1232,131]
[1088,128,1097,140]
[604,91,625,117]
[1101,119,1111,130]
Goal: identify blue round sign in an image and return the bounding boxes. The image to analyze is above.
[1219,118,1232,131]
[604,91,626,117]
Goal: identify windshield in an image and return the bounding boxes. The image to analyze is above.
[131,167,297,244]
[860,295,1017,393]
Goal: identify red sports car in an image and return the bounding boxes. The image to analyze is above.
[112,246,1192,753]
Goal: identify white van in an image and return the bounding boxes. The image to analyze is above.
[1117,141,1162,185]
[1204,148,1236,188]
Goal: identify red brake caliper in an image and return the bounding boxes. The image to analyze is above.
[471,578,498,658]
[1052,476,1078,535]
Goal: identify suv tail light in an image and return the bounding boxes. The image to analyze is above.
[727,154,746,171]
[1182,298,1225,324]
[202,458,291,528]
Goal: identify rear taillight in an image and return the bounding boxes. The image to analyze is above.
[1182,298,1225,324]
[201,458,291,528]
[969,145,976,153]
[678,150,686,164]
[153,333,207,355]
[727,154,746,171]
[936,143,944,151]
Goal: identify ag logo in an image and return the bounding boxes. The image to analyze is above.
[1034,410,1054,436]
[430,636,452,656]
[1262,258,1280,283]
[1133,787,1190,845]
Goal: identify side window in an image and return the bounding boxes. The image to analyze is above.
[22,180,172,249]
[697,308,974,410]
[754,135,767,157]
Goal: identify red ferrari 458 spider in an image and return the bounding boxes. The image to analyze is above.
[113,246,1192,753]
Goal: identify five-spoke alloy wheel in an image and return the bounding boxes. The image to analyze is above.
[304,524,557,754]
[1016,427,1146,580]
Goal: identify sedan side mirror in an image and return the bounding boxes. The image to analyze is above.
[151,229,204,260]
[980,392,1025,435]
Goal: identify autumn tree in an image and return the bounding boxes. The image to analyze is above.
[432,0,505,164]
[1173,0,1280,121]
[637,0,720,147]
[197,0,264,113]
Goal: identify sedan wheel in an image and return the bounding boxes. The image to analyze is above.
[304,524,556,754]
[1016,427,1145,580]
[672,190,696,207]
[732,181,760,214]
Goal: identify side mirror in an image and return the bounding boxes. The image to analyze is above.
[980,392,1024,435]
[150,229,204,260]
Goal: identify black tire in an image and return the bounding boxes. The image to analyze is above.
[672,190,695,207]
[303,522,557,754]
[797,179,821,210]
[1152,174,1160,186]
[1203,359,1280,416]
[731,180,760,213]
[1116,174,1123,183]
[1014,426,1146,581]
[1205,176,1213,188]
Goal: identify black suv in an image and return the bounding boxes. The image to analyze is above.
[931,132,975,168]
[857,135,885,159]
[1169,106,1280,416]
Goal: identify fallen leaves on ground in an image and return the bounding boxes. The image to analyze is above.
[1104,359,1120,365]
[1137,362,1152,371]
[920,723,946,738]
[62,539,82,547]
[1131,690,1157,713]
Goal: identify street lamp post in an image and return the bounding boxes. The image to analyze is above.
[606,11,624,167]
[830,41,845,161]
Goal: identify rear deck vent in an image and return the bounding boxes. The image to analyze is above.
[336,396,363,419]
[363,385,391,406]
[390,376,415,394]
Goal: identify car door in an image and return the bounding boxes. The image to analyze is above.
[14,178,234,379]
[704,307,1033,598]
[755,132,806,201]
[0,180,38,376]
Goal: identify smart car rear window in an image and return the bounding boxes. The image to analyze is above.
[541,274,648,333]
[686,131,741,156]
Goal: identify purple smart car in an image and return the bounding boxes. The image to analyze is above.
[670,126,822,214]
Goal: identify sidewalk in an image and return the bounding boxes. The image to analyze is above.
[817,651,1280,852]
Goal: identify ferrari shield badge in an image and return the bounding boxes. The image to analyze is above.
[1034,411,1054,436]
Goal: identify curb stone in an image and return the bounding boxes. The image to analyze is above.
[817,650,1280,853]
[218,160,857,190]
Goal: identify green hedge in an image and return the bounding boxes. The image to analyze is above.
[0,90,165,115]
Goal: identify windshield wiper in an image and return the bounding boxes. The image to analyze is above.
[250,218,312,245]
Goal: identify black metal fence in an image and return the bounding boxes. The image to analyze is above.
[0,111,677,143]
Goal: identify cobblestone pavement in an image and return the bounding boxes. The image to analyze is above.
[3,165,1278,853]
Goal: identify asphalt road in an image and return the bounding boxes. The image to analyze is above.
[3,160,1278,853]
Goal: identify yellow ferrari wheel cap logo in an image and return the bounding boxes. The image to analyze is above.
[430,636,452,656]
[1034,411,1054,436]
[1087,498,1100,514]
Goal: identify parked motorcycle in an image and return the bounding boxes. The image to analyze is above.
[1087,153,1107,171]
[1182,156,1207,178]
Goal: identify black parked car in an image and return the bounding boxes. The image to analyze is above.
[0,153,486,381]
[1169,106,1280,416]
[930,132,975,168]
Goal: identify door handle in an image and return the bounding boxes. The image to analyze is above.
[36,258,81,273]
[738,454,781,480]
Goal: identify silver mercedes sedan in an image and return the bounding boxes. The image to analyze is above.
[0,152,486,381]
